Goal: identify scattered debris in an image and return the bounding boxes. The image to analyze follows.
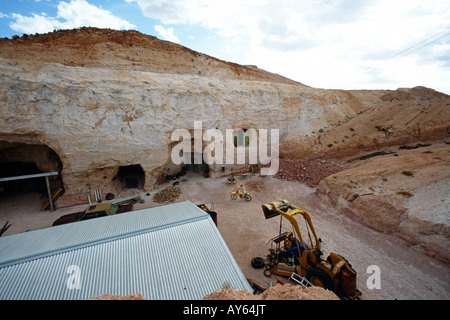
[88,293,146,300]
[203,284,339,300]
[152,186,182,204]
[165,167,187,182]
[401,170,414,176]
[349,193,374,202]
[397,191,414,198]
[347,150,394,162]
[227,175,236,183]
[246,279,266,295]
[399,143,431,150]
[268,158,344,187]
[375,125,394,136]
[114,195,144,205]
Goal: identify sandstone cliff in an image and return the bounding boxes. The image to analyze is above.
[1,27,301,84]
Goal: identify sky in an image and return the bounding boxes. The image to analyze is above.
[0,0,449,94]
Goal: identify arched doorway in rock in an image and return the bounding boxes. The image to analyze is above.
[0,162,47,193]
[0,141,64,214]
[117,164,145,190]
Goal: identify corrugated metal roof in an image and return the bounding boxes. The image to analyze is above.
[0,201,252,300]
[0,200,207,267]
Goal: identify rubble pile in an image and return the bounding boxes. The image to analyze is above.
[88,285,340,300]
[203,284,339,300]
[88,293,146,300]
[273,158,345,187]
[152,187,182,204]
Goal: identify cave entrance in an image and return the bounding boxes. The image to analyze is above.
[117,164,144,189]
[0,162,46,194]
[184,152,209,176]
[0,141,63,213]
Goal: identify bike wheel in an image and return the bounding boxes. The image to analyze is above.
[244,194,252,202]
[231,193,237,200]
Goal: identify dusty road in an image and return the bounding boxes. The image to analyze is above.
[1,173,449,300]
[174,173,450,300]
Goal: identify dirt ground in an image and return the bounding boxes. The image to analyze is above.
[1,170,449,300]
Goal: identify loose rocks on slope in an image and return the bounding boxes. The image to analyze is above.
[271,158,345,187]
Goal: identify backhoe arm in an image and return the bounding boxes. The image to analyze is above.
[262,200,321,255]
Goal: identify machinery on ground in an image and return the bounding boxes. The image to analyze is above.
[52,202,133,226]
[261,199,361,300]
[197,203,218,226]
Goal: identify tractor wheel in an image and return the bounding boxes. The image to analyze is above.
[231,193,237,200]
[305,267,334,291]
[244,194,252,202]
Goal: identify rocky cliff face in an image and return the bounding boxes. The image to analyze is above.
[0,28,449,260]
[1,28,448,197]
[1,27,302,84]
[0,28,360,202]
[0,53,314,203]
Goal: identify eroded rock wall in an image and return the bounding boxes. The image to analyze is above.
[0,57,323,205]
[316,142,450,263]
[0,28,449,210]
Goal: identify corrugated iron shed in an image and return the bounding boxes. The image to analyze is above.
[0,200,252,300]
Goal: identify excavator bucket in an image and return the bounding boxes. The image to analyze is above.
[261,200,292,219]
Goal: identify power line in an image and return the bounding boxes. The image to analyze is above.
[390,26,450,59]
[397,32,450,58]
[363,26,450,76]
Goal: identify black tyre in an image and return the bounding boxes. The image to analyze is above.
[251,257,265,269]
[105,193,115,200]
[305,267,334,291]
[231,193,237,200]
[244,194,252,202]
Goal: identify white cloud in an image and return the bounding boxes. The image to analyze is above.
[10,13,60,34]
[7,0,449,93]
[154,25,179,43]
[129,0,450,93]
[9,0,136,34]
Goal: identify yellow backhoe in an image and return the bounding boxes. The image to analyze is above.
[261,199,361,300]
